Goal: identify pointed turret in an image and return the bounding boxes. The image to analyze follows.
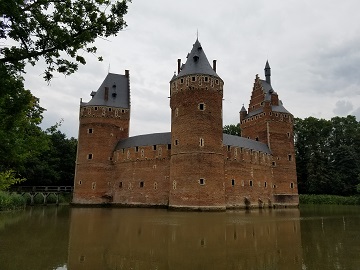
[240,104,247,123]
[265,60,271,85]
[176,39,219,79]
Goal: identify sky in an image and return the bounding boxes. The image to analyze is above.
[23,0,360,138]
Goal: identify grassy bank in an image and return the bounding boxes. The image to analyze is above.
[0,192,71,211]
[300,194,360,205]
[0,191,26,211]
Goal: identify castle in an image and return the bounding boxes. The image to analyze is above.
[72,39,299,210]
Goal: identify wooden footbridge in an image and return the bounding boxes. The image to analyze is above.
[10,186,73,205]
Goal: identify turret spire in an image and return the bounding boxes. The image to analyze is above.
[265,60,271,85]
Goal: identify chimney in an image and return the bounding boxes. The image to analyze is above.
[213,60,217,72]
[104,87,109,101]
[177,59,181,74]
[125,69,129,78]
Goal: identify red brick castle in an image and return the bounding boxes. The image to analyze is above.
[73,39,299,210]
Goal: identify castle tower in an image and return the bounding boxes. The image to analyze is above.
[73,71,131,204]
[169,39,225,210]
[240,62,298,206]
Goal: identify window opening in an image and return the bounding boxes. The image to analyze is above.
[140,181,144,188]
[231,179,235,186]
[88,154,93,160]
[199,178,205,185]
[249,180,253,187]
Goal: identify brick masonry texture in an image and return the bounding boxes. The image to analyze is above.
[73,52,299,210]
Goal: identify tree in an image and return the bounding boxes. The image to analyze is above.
[294,116,360,195]
[0,66,48,174]
[1,0,130,80]
[223,124,241,136]
[23,125,77,186]
[0,170,25,191]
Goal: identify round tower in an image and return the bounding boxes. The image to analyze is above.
[169,39,225,210]
[73,71,131,204]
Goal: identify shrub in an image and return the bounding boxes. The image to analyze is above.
[300,194,360,205]
[0,191,26,211]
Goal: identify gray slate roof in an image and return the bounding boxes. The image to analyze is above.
[116,132,172,150]
[260,79,276,101]
[223,134,271,154]
[82,73,130,109]
[115,132,271,154]
[172,39,219,81]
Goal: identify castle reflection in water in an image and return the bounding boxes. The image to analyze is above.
[68,208,302,270]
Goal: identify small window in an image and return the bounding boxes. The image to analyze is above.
[272,161,276,166]
[192,76,196,82]
[227,145,231,151]
[88,128,93,134]
[94,107,98,111]
[249,180,253,187]
[231,179,235,186]
[180,78,184,83]
[199,178,205,185]
[135,146,139,152]
[119,182,123,188]
[287,132,290,138]
[109,108,112,112]
[288,154,292,161]
[122,109,125,113]
[273,184,276,188]
[153,145,157,151]
[168,144,171,150]
[204,76,208,82]
[269,112,272,116]
[255,137,259,141]
[264,181,267,188]
[199,138,204,147]
[140,181,144,188]
[215,79,219,84]
[78,180,82,185]
[175,139,178,146]
[88,154,93,160]
[290,183,294,189]
[199,103,205,111]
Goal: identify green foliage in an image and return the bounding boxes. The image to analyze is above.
[0,191,26,211]
[294,116,360,196]
[223,124,241,136]
[23,124,77,186]
[299,194,360,205]
[0,170,25,191]
[1,0,131,80]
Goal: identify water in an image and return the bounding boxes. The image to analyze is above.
[0,205,359,270]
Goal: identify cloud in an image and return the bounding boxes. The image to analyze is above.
[20,0,360,137]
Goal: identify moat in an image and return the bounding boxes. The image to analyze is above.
[1,205,360,270]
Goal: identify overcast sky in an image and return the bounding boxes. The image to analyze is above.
[24,0,360,138]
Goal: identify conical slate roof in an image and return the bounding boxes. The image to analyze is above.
[175,39,219,79]
[83,73,130,109]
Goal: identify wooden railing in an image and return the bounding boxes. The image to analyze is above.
[10,186,73,193]
[10,186,73,205]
